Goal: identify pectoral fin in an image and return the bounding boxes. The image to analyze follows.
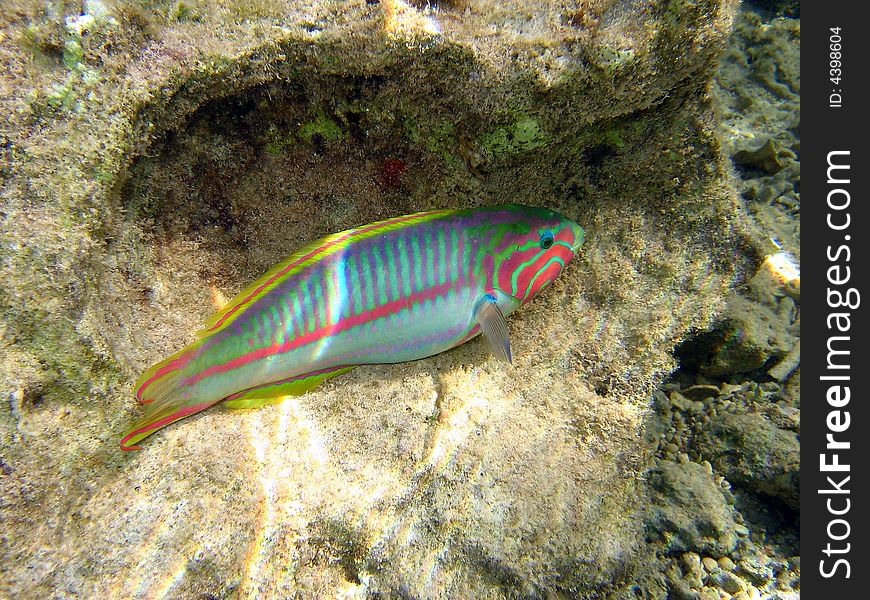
[473,295,512,364]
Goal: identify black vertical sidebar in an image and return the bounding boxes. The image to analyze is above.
[802,2,870,595]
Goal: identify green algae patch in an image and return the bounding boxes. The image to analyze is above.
[264,113,347,155]
[601,128,627,151]
[298,113,346,144]
[264,123,295,155]
[595,47,637,75]
[46,77,79,111]
[480,117,549,158]
[63,39,84,70]
[423,121,462,168]
[402,117,463,169]
[172,1,204,22]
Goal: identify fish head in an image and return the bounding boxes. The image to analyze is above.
[485,204,585,305]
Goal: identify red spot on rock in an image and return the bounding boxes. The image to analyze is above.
[377,158,408,191]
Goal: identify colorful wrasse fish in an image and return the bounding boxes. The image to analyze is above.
[121,204,585,450]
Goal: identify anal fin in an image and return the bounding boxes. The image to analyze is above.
[222,366,356,409]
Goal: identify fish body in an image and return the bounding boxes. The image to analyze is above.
[122,205,584,450]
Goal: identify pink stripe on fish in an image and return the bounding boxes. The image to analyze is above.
[120,400,215,451]
[308,323,479,367]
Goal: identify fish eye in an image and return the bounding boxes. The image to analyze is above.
[540,231,555,250]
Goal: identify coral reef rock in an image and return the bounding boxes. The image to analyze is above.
[646,459,741,557]
[695,412,800,510]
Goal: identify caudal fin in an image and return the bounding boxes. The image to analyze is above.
[134,344,199,404]
[122,344,216,451]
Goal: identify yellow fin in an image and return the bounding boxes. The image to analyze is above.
[222,366,356,409]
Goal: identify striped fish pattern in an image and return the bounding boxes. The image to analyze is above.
[121,204,585,450]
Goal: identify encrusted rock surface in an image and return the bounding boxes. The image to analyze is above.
[641,377,800,600]
[646,458,740,557]
[696,411,799,511]
[634,3,800,598]
[0,0,753,597]
[713,6,799,255]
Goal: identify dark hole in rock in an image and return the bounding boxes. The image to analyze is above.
[110,76,448,372]
[673,329,724,373]
[582,143,619,186]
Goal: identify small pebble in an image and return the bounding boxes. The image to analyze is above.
[681,552,704,589]
[715,571,746,594]
[653,390,670,408]
[738,557,773,585]
[698,588,720,600]
[683,384,720,400]
[720,383,741,395]
[670,391,692,411]
[702,557,719,572]
[775,568,798,589]
[718,557,735,571]
[682,552,702,574]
